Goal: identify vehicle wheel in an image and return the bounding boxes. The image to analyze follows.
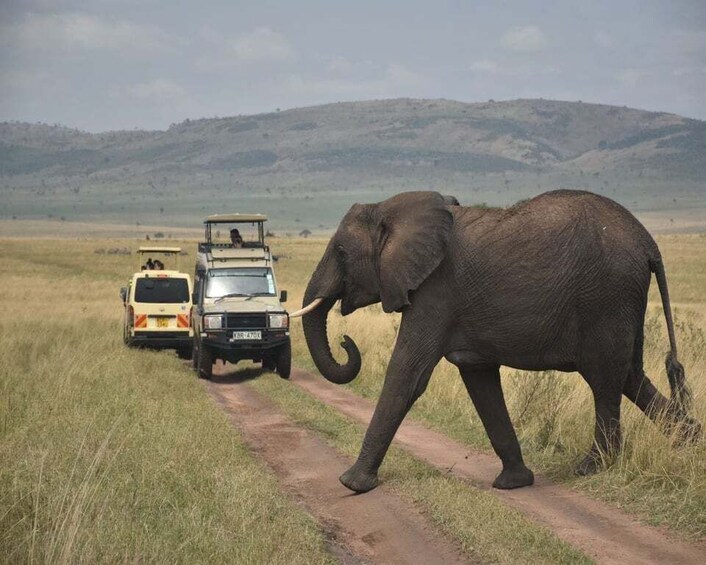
[177,348,192,360]
[197,342,213,380]
[191,339,198,369]
[122,322,132,346]
[275,340,291,380]
[262,357,276,371]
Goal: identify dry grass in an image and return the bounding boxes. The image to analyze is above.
[0,238,333,564]
[1,231,704,564]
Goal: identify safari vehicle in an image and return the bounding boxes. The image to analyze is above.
[120,247,193,359]
[191,214,291,380]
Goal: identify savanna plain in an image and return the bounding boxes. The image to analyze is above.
[1,230,705,563]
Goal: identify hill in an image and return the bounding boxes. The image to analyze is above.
[1,98,704,231]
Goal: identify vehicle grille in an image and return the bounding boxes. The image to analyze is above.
[226,314,267,329]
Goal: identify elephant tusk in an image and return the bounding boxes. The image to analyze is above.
[289,297,324,318]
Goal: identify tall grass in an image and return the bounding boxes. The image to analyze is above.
[0,239,333,564]
[275,234,706,539]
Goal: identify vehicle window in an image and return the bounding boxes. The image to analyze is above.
[206,268,275,298]
[135,278,189,303]
[210,223,261,247]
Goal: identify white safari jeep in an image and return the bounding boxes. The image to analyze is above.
[121,247,193,359]
[191,214,290,379]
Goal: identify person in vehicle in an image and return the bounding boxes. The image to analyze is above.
[153,259,164,270]
[230,228,243,248]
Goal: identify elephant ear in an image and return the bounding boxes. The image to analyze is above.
[377,192,454,313]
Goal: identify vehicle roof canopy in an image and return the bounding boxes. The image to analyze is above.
[138,246,182,255]
[205,213,267,224]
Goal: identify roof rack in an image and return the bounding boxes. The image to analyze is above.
[205,213,267,223]
[138,246,182,254]
[200,213,268,254]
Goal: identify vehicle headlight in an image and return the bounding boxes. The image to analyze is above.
[203,314,223,330]
[268,313,289,329]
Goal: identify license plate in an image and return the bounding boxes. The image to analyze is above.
[232,330,261,340]
[156,317,169,328]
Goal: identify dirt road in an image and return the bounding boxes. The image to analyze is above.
[205,366,476,565]
[205,364,705,564]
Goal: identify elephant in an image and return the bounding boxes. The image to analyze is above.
[291,190,701,494]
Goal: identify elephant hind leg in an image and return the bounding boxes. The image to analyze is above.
[576,348,631,476]
[458,365,534,489]
[623,325,670,420]
[624,367,702,444]
[623,369,670,420]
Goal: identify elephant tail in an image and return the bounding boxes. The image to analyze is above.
[650,257,691,412]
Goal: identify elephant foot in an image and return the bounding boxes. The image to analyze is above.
[673,416,702,447]
[340,464,379,493]
[492,465,534,489]
[575,451,603,476]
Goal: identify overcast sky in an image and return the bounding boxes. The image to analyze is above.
[1,0,705,132]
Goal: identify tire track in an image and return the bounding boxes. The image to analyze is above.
[290,368,706,565]
[204,366,477,565]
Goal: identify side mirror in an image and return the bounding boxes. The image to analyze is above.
[120,287,127,302]
[280,290,288,303]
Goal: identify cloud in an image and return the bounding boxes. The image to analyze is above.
[469,59,557,78]
[617,68,647,87]
[594,31,613,48]
[0,12,176,53]
[0,69,71,103]
[384,63,424,88]
[469,59,500,73]
[126,79,188,102]
[285,63,425,97]
[228,27,294,62]
[673,66,706,77]
[500,25,548,52]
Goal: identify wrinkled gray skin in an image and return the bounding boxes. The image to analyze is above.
[302,190,701,493]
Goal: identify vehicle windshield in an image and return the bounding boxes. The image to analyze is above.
[206,267,275,298]
[134,277,189,303]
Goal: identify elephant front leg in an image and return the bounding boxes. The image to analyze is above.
[340,336,441,493]
[459,365,534,489]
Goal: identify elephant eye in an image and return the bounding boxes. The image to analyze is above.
[335,245,347,260]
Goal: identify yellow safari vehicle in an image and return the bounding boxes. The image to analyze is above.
[120,247,193,359]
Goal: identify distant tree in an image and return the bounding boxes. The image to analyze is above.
[299,229,312,238]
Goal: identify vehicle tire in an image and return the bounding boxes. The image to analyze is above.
[191,338,198,369]
[177,348,192,361]
[262,357,276,371]
[197,341,213,380]
[122,321,133,347]
[275,340,291,380]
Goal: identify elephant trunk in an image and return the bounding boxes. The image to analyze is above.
[301,263,361,385]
